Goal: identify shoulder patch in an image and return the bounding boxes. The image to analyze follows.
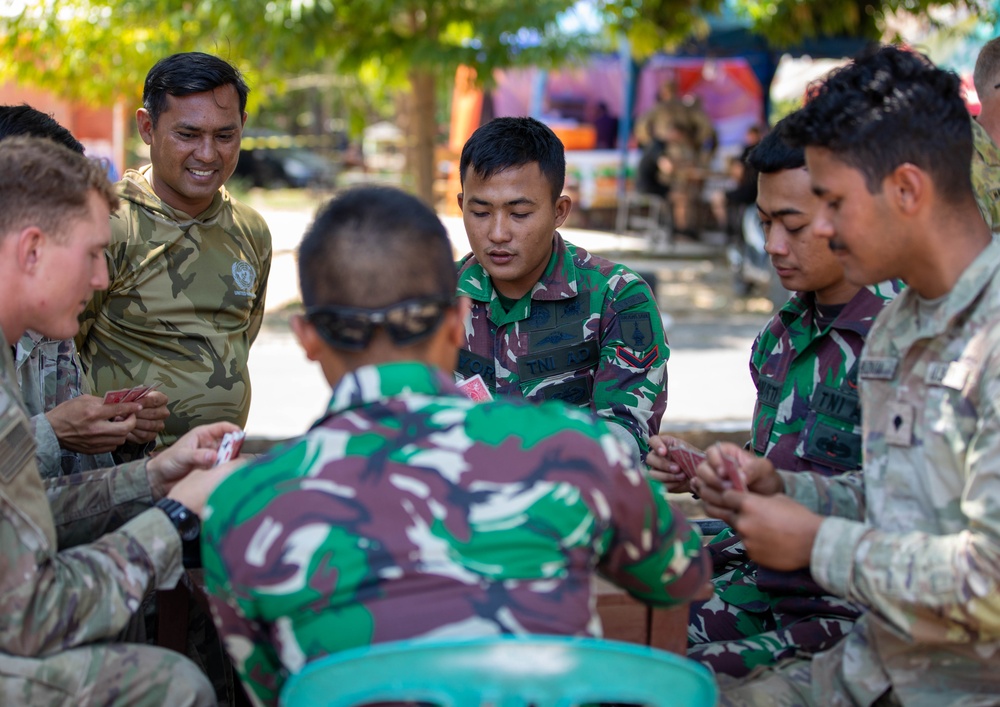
[611,292,649,313]
[619,311,653,350]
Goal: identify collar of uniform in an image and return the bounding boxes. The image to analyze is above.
[323,361,457,417]
[455,232,577,324]
[12,329,46,367]
[780,280,902,338]
[121,165,227,226]
[972,119,1000,168]
[887,238,1000,345]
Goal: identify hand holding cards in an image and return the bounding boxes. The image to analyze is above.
[666,439,707,480]
[713,443,747,492]
[103,381,163,405]
[215,430,246,465]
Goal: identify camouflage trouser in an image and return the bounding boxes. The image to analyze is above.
[0,642,215,706]
[687,530,859,678]
[716,639,901,707]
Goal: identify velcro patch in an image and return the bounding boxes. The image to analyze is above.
[803,422,862,470]
[619,312,654,350]
[517,341,599,382]
[616,345,658,369]
[456,350,496,389]
[536,377,593,406]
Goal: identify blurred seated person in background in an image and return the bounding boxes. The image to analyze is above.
[647,118,902,679]
[593,101,619,150]
[0,104,170,480]
[201,185,710,706]
[971,35,1000,231]
[711,124,763,243]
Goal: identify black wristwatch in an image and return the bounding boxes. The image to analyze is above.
[155,498,201,542]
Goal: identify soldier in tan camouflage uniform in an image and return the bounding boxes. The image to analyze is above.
[0,136,240,706]
[972,36,1000,231]
[0,104,169,478]
[696,46,1000,706]
[77,52,272,448]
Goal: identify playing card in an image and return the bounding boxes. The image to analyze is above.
[103,388,131,404]
[456,374,493,402]
[133,381,163,401]
[121,386,148,403]
[666,439,707,479]
[215,430,246,466]
[717,448,747,492]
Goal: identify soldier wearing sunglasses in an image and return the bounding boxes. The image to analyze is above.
[199,185,709,705]
[455,117,668,465]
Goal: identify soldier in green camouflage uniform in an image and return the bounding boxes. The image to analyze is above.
[972,36,1000,231]
[697,46,1000,706]
[649,122,902,678]
[201,185,709,707]
[455,117,667,465]
[77,53,271,448]
[0,136,242,707]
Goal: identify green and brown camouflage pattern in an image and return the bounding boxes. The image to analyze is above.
[721,240,1000,705]
[77,166,272,446]
[455,232,668,462]
[688,282,902,679]
[971,119,1000,233]
[202,361,708,706]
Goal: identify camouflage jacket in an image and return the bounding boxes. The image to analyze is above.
[455,233,668,463]
[0,327,183,657]
[76,166,272,446]
[971,118,1000,232]
[750,281,903,476]
[709,283,900,624]
[783,239,1000,705]
[14,330,115,478]
[202,361,708,706]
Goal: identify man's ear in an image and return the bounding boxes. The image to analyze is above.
[457,192,464,213]
[290,314,324,362]
[888,163,925,215]
[136,108,154,146]
[448,297,472,348]
[554,194,573,229]
[16,226,45,274]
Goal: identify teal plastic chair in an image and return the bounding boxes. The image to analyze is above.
[279,634,717,707]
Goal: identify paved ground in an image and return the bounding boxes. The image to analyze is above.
[243,196,780,442]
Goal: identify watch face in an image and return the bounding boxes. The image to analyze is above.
[177,509,201,542]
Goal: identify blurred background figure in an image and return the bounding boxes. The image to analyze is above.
[593,101,619,150]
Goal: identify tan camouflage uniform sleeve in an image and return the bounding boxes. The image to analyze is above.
[0,353,183,655]
[46,460,155,549]
[28,412,62,479]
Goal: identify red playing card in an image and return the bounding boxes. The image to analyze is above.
[718,449,747,492]
[457,374,493,402]
[215,430,246,466]
[666,440,707,479]
[103,389,131,404]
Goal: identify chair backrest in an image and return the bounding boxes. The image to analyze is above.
[279,634,717,707]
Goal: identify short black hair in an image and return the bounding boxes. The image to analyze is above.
[459,117,566,202]
[143,52,250,126]
[783,44,972,203]
[746,118,804,174]
[298,186,456,309]
[0,104,85,153]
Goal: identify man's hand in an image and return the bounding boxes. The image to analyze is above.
[727,493,823,572]
[168,460,245,517]
[45,395,142,454]
[146,421,241,500]
[691,442,784,524]
[646,433,701,494]
[124,390,170,445]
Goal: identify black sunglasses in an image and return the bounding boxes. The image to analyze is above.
[305,295,455,351]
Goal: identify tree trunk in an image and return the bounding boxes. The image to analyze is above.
[407,68,438,206]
